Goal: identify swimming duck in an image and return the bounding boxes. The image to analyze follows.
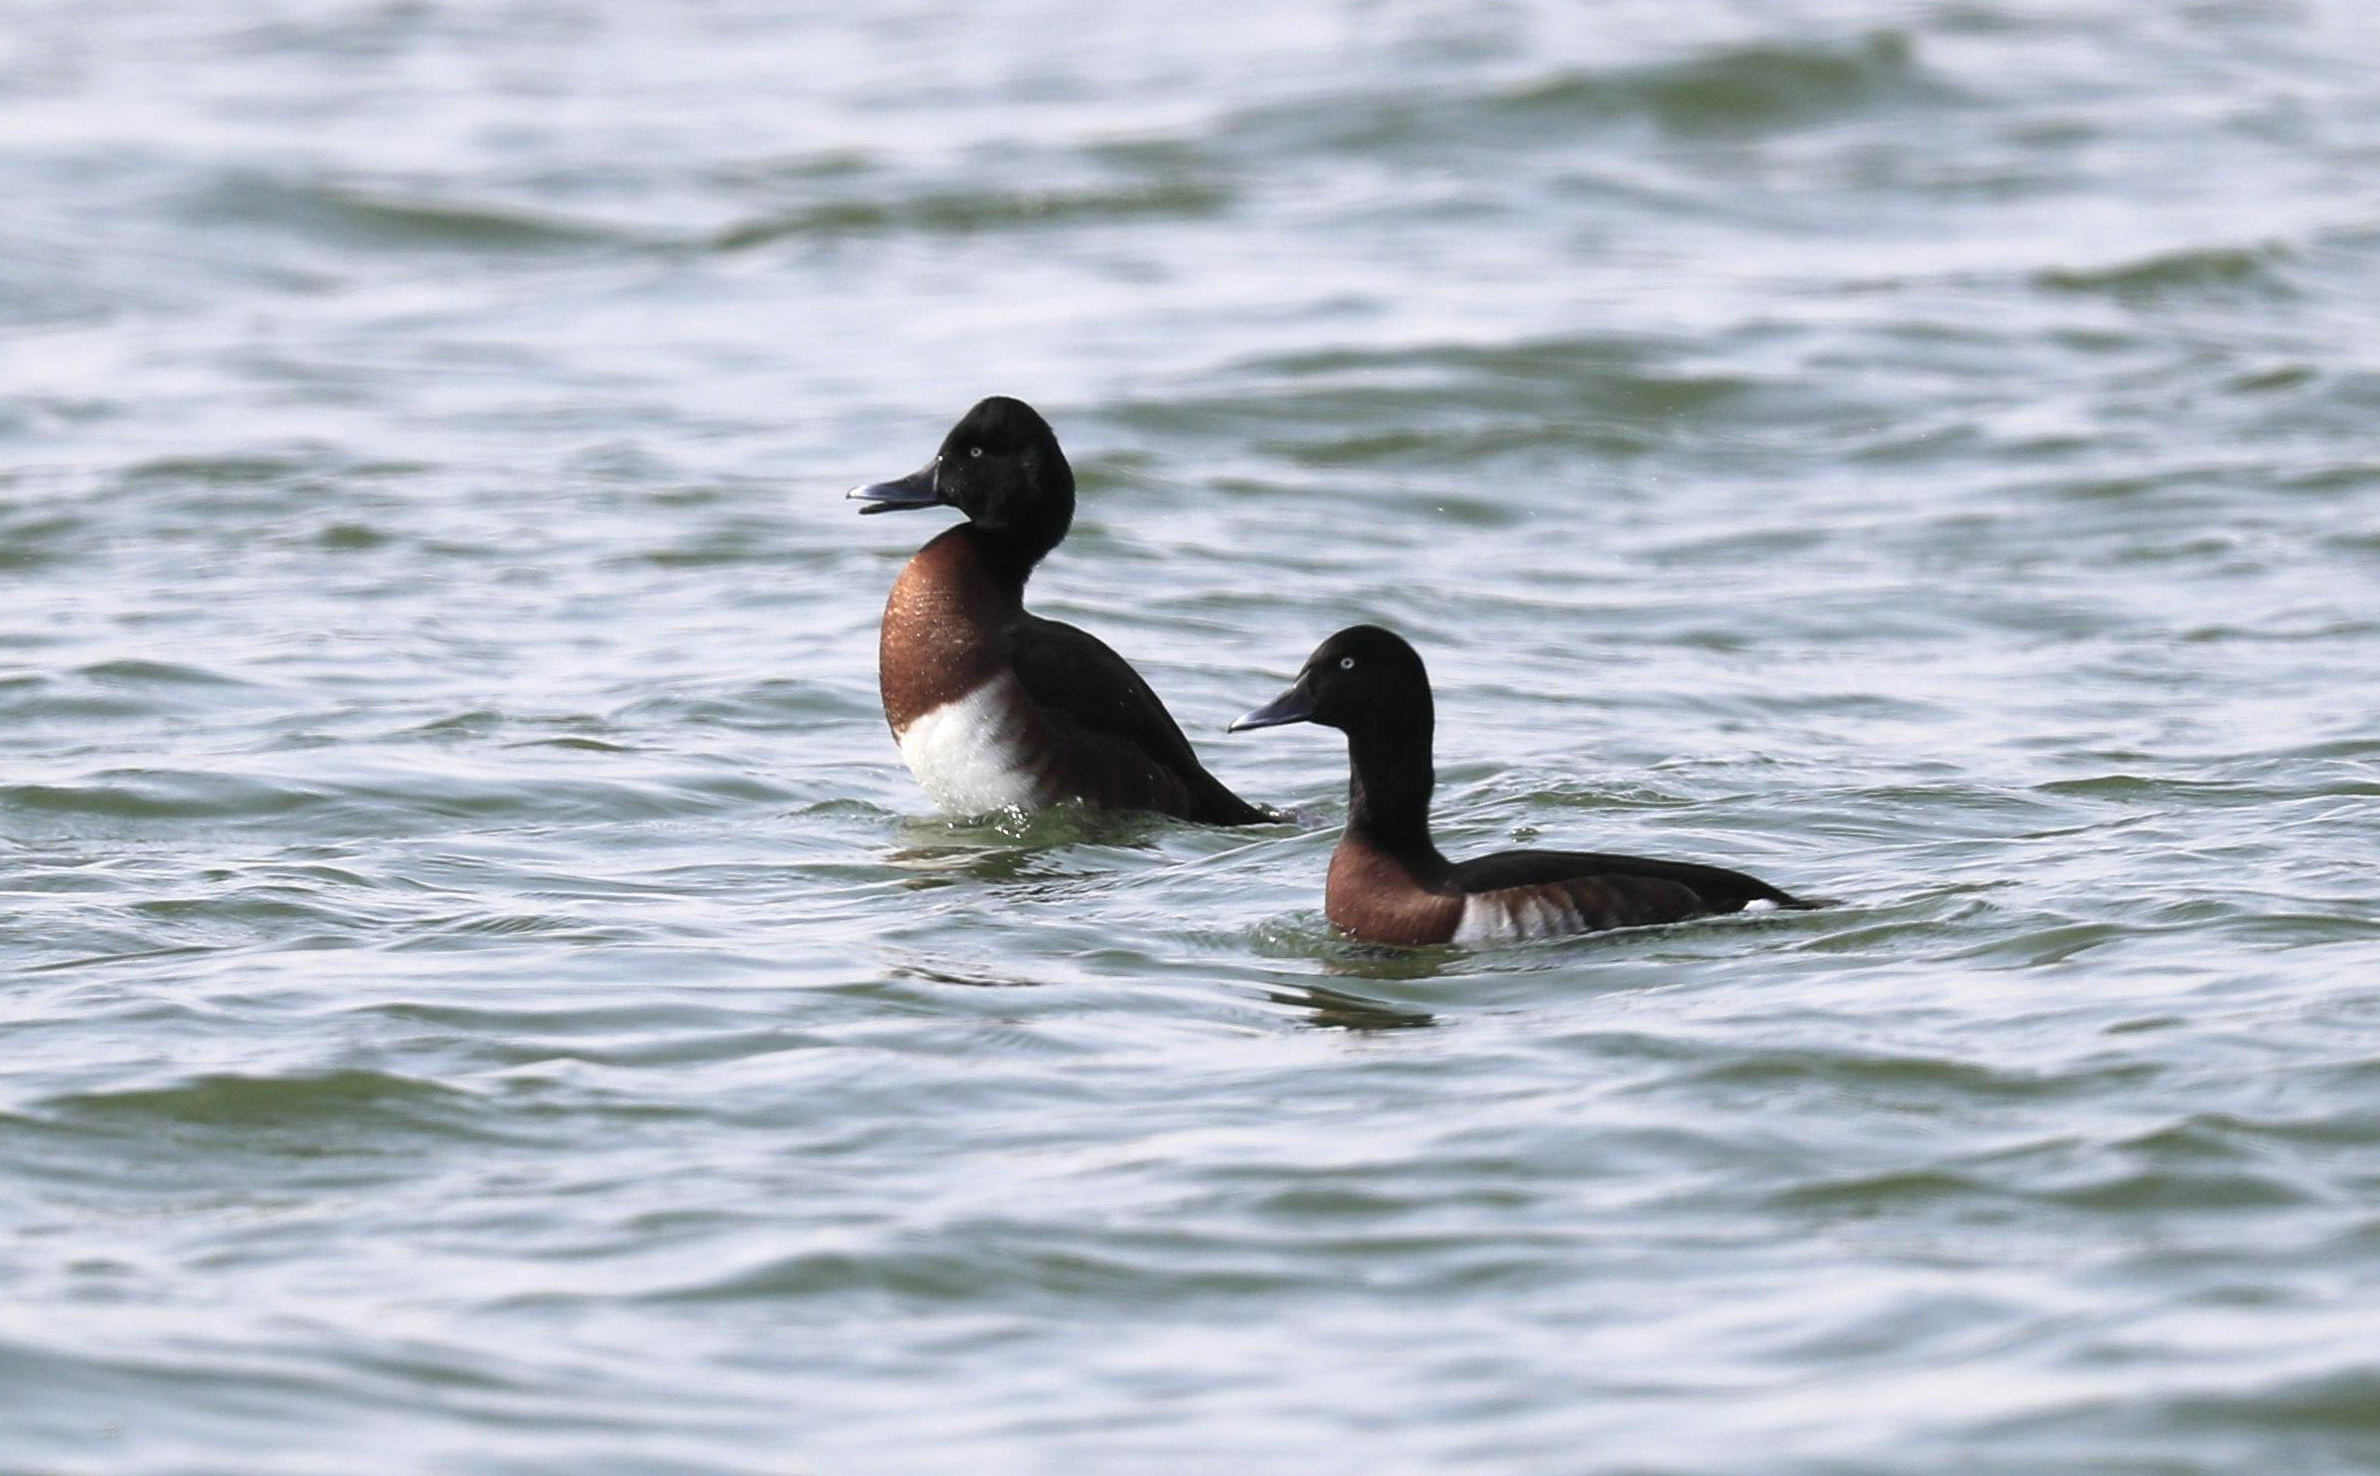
[850,396,1270,825]
[1231,625,1815,944]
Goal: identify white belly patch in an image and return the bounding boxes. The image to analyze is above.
[1452,890,1582,945]
[895,678,1044,816]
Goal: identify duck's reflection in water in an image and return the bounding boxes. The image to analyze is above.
[883,958,1045,990]
[1263,979,1435,1032]
[881,808,1171,888]
[877,952,1433,1032]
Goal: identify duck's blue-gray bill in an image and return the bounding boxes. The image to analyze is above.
[1228,685,1316,732]
[847,462,941,514]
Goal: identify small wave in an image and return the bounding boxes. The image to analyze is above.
[1770,1168,1995,1214]
[1689,1045,2141,1102]
[712,178,1230,250]
[44,1068,476,1130]
[1534,29,1934,137]
[2160,1367,2380,1436]
[0,755,799,832]
[122,450,320,486]
[1222,29,1941,158]
[2294,465,2380,497]
[1108,332,1836,474]
[191,170,638,253]
[2037,243,2294,299]
[79,659,252,688]
[0,507,89,573]
[1,770,316,821]
[2044,1164,2313,1213]
[315,521,390,551]
[387,910,651,951]
[107,448,431,525]
[0,668,259,727]
[651,1230,1316,1308]
[510,735,634,754]
[1946,919,2133,968]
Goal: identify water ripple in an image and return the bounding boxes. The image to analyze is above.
[7,1,2380,1472]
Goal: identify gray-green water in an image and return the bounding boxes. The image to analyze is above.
[6,2,2380,1471]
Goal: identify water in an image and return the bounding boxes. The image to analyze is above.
[5,1,2380,1470]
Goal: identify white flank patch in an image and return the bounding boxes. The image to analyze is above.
[1452,891,1577,945]
[1742,898,1780,914]
[896,678,1044,816]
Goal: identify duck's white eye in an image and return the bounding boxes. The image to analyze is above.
[969,445,984,458]
[1338,656,1355,670]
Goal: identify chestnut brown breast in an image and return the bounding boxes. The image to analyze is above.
[878,530,1015,735]
[1326,832,1463,946]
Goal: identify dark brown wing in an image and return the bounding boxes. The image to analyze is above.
[1010,615,1270,825]
[1447,848,1811,913]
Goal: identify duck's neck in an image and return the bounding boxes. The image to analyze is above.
[1345,721,1445,878]
[961,472,1073,591]
[952,521,1053,593]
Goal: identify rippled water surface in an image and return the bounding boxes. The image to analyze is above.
[7,2,2380,1471]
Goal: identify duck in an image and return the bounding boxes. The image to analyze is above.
[849,396,1270,825]
[1229,625,1817,945]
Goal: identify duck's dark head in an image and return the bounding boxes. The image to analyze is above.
[848,397,1075,565]
[1229,625,1433,741]
[1232,624,1439,843]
